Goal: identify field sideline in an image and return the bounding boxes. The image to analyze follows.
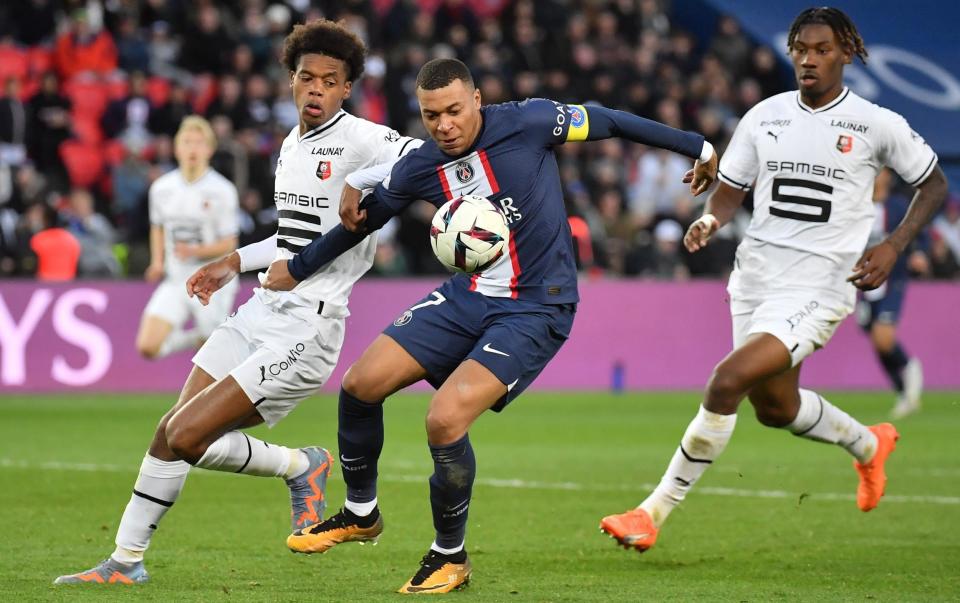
[1,392,958,601]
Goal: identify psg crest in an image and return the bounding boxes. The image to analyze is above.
[455,161,474,184]
[317,160,332,180]
[836,135,853,153]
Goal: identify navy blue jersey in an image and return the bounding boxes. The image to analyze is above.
[373,98,583,304]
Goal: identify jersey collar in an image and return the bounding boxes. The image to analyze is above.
[795,87,850,114]
[298,110,347,142]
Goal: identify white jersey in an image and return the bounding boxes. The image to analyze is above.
[149,168,239,279]
[719,87,937,297]
[256,110,419,318]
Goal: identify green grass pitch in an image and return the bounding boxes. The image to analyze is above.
[1,391,958,601]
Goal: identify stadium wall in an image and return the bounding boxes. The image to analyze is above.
[0,279,957,393]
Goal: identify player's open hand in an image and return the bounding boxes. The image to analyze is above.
[848,241,898,291]
[186,253,239,305]
[683,151,718,196]
[683,214,720,253]
[262,259,298,291]
[339,184,366,233]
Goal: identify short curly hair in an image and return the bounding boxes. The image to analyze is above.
[788,7,868,64]
[281,19,366,82]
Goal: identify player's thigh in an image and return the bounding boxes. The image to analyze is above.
[344,334,429,402]
[375,282,484,397]
[464,302,576,411]
[709,332,793,401]
[227,311,347,427]
[149,365,218,459]
[142,280,191,331]
[735,291,851,367]
[191,277,239,338]
[746,361,802,409]
[427,359,506,445]
[136,314,174,354]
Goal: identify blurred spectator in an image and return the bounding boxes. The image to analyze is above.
[0,77,27,166]
[179,5,234,76]
[628,149,691,223]
[111,139,151,236]
[206,75,248,132]
[1,0,57,46]
[24,201,80,280]
[237,188,276,247]
[27,72,71,188]
[53,9,118,80]
[932,197,960,277]
[648,219,689,280]
[64,187,120,277]
[149,81,192,137]
[116,15,150,73]
[102,71,152,149]
[709,16,751,78]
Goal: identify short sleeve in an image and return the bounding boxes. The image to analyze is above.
[374,127,422,164]
[875,108,938,187]
[717,108,760,191]
[148,181,162,225]
[215,181,239,238]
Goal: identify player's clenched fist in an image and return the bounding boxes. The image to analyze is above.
[186,252,240,305]
[683,214,719,253]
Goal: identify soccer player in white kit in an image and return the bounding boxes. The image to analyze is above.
[55,19,419,585]
[601,7,948,552]
[136,115,239,359]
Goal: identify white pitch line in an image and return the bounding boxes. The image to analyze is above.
[2,458,958,506]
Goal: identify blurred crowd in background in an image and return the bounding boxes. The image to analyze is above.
[1,0,958,281]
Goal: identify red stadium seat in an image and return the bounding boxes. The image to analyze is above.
[106,77,129,100]
[146,76,171,107]
[63,78,110,121]
[0,44,28,81]
[71,114,104,143]
[18,77,40,101]
[103,139,127,166]
[191,74,218,114]
[27,46,54,75]
[59,141,105,187]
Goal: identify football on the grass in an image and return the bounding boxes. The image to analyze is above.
[430,195,509,273]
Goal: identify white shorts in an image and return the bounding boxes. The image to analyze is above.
[730,290,852,367]
[143,276,239,337]
[192,294,344,427]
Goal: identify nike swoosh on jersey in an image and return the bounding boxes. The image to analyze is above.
[482,343,510,357]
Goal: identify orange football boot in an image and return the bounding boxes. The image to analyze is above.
[599,508,659,552]
[854,423,900,512]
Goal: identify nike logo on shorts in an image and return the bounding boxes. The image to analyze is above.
[482,343,510,357]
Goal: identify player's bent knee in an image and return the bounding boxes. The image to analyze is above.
[425,408,466,445]
[137,339,162,360]
[705,366,748,409]
[342,365,385,402]
[164,418,208,464]
[750,399,794,428]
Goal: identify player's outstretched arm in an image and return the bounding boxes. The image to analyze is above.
[849,165,948,291]
[583,105,717,194]
[683,181,746,253]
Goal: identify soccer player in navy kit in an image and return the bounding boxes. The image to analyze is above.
[265,58,718,593]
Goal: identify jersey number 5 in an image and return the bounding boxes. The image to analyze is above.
[770,177,832,223]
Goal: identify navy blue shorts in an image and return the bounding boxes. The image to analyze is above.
[856,276,907,329]
[383,279,576,411]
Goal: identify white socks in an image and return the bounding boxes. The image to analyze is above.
[157,328,200,358]
[113,454,190,563]
[787,389,877,463]
[640,405,737,527]
[344,498,378,517]
[196,431,307,479]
